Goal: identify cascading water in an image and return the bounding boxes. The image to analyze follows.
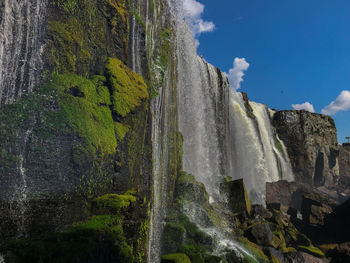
[16,128,32,238]
[129,0,142,73]
[168,0,295,259]
[0,0,47,106]
[227,92,294,204]
[171,0,294,206]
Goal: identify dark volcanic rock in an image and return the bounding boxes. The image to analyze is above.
[283,252,305,263]
[323,199,350,243]
[301,252,329,263]
[266,180,310,213]
[273,110,339,188]
[301,192,339,227]
[339,145,350,178]
[246,223,273,246]
[176,172,209,206]
[327,242,350,263]
[221,178,251,215]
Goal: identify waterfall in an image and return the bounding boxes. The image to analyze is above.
[0,0,47,106]
[16,128,32,238]
[227,93,294,204]
[167,0,295,258]
[130,0,141,73]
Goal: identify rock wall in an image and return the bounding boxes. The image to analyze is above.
[339,145,350,178]
[273,110,339,187]
[0,0,176,262]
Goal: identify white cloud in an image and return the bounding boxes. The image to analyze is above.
[291,102,315,113]
[181,0,215,36]
[321,90,350,115]
[226,58,250,90]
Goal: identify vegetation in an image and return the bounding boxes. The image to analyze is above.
[106,58,149,118]
[4,191,137,263]
[161,253,192,263]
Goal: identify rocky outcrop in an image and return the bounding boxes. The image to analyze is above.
[221,178,252,215]
[266,180,310,213]
[300,192,339,227]
[273,110,339,188]
[339,145,350,178]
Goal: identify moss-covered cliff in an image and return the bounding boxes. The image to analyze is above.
[0,0,176,262]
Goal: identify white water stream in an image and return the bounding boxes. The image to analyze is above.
[0,0,47,106]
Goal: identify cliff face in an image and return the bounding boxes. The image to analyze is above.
[273,110,339,188]
[339,145,350,178]
[0,0,347,262]
[0,0,176,262]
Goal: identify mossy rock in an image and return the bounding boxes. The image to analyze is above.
[204,254,223,263]
[221,178,251,215]
[176,172,209,205]
[163,222,186,253]
[318,243,337,254]
[270,254,282,263]
[161,253,192,263]
[179,244,205,263]
[4,215,133,263]
[105,58,149,118]
[239,238,270,262]
[163,213,213,261]
[297,245,325,258]
[47,0,130,74]
[93,192,136,214]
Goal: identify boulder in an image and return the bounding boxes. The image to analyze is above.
[301,192,339,227]
[323,199,350,242]
[300,253,329,263]
[266,180,309,213]
[282,251,328,263]
[326,242,350,263]
[283,252,305,263]
[245,223,273,246]
[267,247,284,263]
[221,178,251,215]
[176,172,209,206]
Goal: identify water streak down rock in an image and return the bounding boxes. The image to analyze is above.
[0,0,47,106]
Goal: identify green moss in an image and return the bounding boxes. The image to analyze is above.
[163,213,213,262]
[318,244,337,254]
[151,26,173,97]
[130,10,146,29]
[48,0,129,74]
[275,140,284,154]
[106,0,128,21]
[106,58,149,118]
[50,73,117,156]
[239,238,269,263]
[136,219,150,262]
[4,215,133,263]
[161,253,192,263]
[298,245,325,258]
[93,192,136,213]
[270,254,282,263]
[115,122,130,141]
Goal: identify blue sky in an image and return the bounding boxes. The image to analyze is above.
[182,0,350,143]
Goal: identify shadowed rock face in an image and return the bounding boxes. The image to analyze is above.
[273,110,339,188]
[339,145,350,178]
